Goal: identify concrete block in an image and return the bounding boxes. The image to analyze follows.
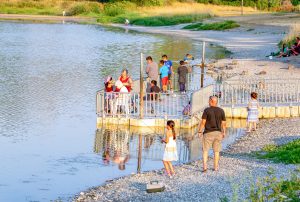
[276,106,290,118]
[269,107,276,118]
[222,107,232,118]
[290,106,299,117]
[258,107,263,119]
[232,108,241,119]
[240,107,248,119]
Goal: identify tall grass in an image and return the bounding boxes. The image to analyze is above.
[282,24,300,46]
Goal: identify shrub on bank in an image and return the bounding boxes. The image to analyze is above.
[256,139,300,164]
[183,20,240,30]
[129,14,211,26]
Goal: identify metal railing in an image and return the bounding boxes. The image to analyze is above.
[214,78,300,106]
[96,91,190,118]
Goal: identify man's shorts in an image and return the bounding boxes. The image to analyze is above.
[161,77,168,85]
[203,131,223,152]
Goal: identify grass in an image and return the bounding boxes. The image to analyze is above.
[256,139,300,164]
[128,14,211,26]
[183,20,240,30]
[0,0,103,16]
[249,169,300,202]
[280,24,300,47]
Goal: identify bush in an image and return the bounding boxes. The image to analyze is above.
[67,3,87,16]
[183,20,240,30]
[249,169,300,202]
[104,1,136,17]
[256,139,300,164]
[130,14,211,26]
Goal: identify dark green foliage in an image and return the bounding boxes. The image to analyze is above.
[128,14,211,26]
[249,169,300,201]
[183,20,240,30]
[256,139,300,164]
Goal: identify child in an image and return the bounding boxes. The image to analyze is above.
[161,120,178,178]
[104,76,114,92]
[177,60,188,93]
[150,80,160,101]
[277,43,290,58]
[162,55,173,92]
[247,92,259,132]
[159,60,169,93]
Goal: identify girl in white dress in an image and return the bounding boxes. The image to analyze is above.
[162,120,178,178]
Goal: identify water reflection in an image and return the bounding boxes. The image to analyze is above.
[95,119,246,171]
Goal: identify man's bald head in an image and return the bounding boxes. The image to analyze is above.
[209,96,218,106]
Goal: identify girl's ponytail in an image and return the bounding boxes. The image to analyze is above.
[167,120,176,140]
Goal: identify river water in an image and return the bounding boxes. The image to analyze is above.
[0,21,240,201]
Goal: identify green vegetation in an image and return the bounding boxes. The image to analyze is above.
[0,0,103,16]
[183,20,239,31]
[249,169,300,202]
[256,139,300,164]
[128,14,211,26]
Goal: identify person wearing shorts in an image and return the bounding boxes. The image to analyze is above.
[198,96,226,172]
[162,55,173,92]
[159,60,169,93]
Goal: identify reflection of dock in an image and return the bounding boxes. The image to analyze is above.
[94,121,247,170]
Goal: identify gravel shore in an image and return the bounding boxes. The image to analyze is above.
[74,118,300,202]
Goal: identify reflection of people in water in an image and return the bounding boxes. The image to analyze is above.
[113,150,129,170]
[95,128,130,169]
[144,135,154,150]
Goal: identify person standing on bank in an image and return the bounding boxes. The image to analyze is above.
[146,56,159,92]
[177,60,188,93]
[161,120,178,178]
[247,92,259,132]
[198,96,226,172]
[162,55,173,93]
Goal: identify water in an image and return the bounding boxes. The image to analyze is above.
[0,21,232,202]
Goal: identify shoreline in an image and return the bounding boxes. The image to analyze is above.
[74,118,300,201]
[72,14,300,201]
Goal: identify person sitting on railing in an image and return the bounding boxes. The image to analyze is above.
[104,76,115,114]
[159,60,169,93]
[114,80,129,116]
[119,68,133,92]
[177,60,188,93]
[104,76,114,92]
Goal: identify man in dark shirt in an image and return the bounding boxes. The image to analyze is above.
[198,96,226,172]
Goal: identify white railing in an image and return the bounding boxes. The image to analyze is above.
[215,78,300,106]
[96,91,190,118]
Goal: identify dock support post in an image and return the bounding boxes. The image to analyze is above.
[201,41,206,88]
[137,53,144,174]
[140,53,144,119]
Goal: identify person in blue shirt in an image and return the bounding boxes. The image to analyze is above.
[162,55,173,92]
[159,60,169,93]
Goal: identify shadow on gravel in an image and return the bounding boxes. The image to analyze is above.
[273,136,300,146]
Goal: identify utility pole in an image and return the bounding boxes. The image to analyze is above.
[201,41,206,88]
[137,53,144,174]
[140,53,144,119]
[241,0,244,15]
